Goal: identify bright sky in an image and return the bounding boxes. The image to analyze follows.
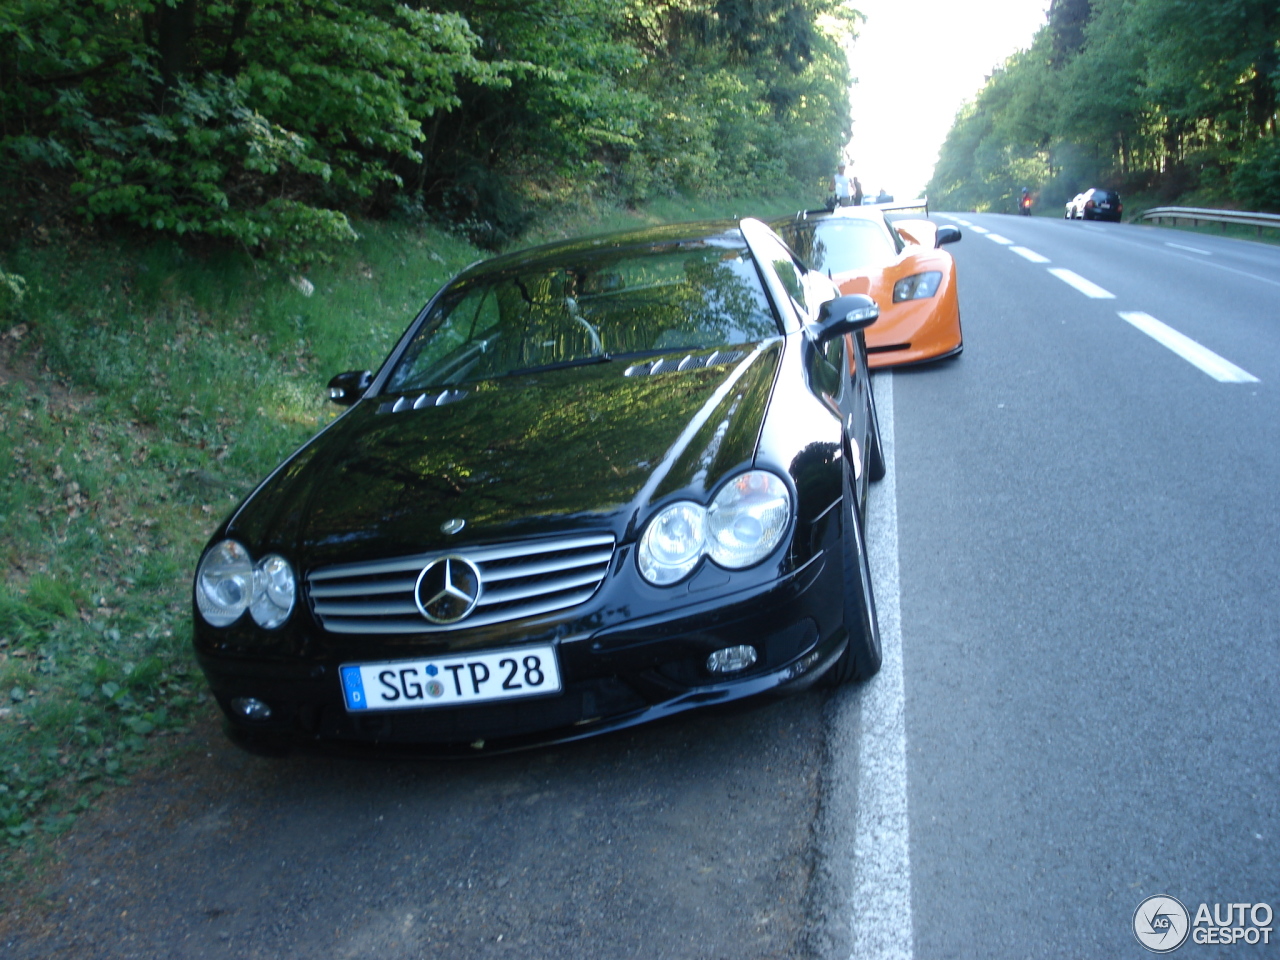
[844,0,1050,200]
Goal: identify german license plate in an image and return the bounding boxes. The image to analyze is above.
[340,645,560,712]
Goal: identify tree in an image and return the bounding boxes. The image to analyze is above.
[926,0,1280,211]
[1,0,502,262]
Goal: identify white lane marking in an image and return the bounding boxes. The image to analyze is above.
[985,233,1014,245]
[1166,242,1211,255]
[1048,267,1115,299]
[968,225,989,234]
[851,372,913,960]
[1010,246,1050,263]
[952,218,972,227]
[1118,312,1260,383]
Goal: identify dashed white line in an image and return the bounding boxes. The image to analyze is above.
[1165,242,1212,256]
[1118,312,1259,383]
[1048,267,1115,299]
[1010,246,1050,263]
[961,217,1262,383]
[968,225,989,234]
[851,372,913,960]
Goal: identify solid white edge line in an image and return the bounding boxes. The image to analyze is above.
[850,371,913,960]
[1047,267,1115,299]
[1117,312,1260,383]
[1010,246,1050,263]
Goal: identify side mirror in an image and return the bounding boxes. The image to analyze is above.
[936,225,962,246]
[327,370,373,406]
[811,294,880,345]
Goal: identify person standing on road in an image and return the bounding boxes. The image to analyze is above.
[831,164,852,207]
[852,176,863,207]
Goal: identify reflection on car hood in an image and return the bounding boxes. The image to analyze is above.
[227,344,783,566]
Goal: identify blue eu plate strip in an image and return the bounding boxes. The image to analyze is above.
[341,666,367,711]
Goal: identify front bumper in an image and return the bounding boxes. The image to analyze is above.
[195,548,848,758]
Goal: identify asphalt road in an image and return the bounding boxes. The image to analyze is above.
[4,215,1279,959]
[887,214,1280,958]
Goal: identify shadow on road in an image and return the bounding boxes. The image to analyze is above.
[3,691,827,959]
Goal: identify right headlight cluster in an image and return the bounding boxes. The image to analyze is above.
[893,271,942,302]
[638,471,792,585]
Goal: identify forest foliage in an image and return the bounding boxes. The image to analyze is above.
[0,0,859,265]
[926,0,1280,214]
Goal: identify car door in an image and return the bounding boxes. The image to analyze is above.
[758,229,869,486]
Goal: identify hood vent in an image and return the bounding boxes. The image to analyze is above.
[624,349,745,378]
[378,389,468,415]
[307,533,615,634]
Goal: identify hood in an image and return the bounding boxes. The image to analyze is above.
[225,343,783,567]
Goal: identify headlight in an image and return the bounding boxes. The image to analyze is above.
[638,471,792,585]
[892,271,942,302]
[250,554,296,628]
[196,541,297,629]
[707,472,790,568]
[638,502,705,585]
[196,540,254,627]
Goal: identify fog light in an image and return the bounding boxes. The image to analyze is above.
[706,645,758,674]
[230,697,273,721]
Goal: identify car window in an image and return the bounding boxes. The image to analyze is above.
[385,241,781,391]
[760,241,808,316]
[784,218,896,274]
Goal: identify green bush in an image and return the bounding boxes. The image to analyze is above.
[0,270,26,320]
[1233,138,1280,212]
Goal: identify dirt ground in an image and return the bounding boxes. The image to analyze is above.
[1,692,831,960]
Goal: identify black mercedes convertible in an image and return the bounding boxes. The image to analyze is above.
[192,217,885,756]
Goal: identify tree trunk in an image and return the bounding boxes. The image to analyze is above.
[155,0,197,86]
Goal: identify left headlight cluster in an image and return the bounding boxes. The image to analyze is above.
[638,471,792,585]
[893,271,942,302]
[196,540,297,629]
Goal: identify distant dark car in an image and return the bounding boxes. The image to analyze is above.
[192,218,886,757]
[1065,188,1123,221]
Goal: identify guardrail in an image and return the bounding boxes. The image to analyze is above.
[875,197,929,214]
[1138,205,1280,236]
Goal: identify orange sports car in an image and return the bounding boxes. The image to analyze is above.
[774,203,963,368]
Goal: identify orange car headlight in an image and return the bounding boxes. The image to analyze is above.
[892,271,942,302]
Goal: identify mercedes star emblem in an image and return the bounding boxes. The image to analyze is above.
[414,556,482,624]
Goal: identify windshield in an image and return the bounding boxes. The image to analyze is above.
[779,218,897,275]
[385,240,780,391]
